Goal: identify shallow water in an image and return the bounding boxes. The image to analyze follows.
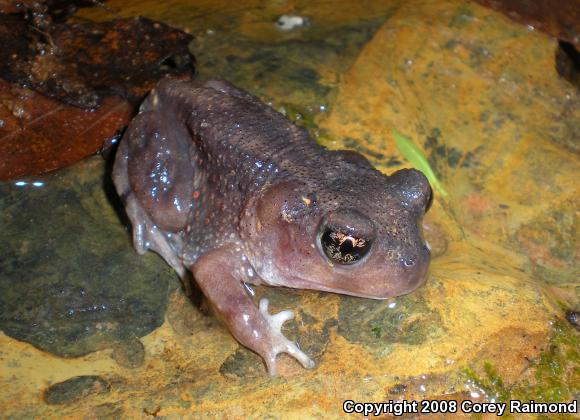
[1,0,578,417]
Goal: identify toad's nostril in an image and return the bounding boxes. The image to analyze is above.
[425,185,433,213]
[400,256,416,268]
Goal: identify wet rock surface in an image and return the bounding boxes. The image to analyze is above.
[337,291,444,351]
[0,157,175,356]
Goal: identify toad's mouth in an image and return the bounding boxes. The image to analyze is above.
[260,269,428,300]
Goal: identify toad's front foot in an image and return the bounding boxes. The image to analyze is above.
[258,298,314,375]
[192,246,315,376]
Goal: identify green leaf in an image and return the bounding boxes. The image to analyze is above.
[392,130,448,198]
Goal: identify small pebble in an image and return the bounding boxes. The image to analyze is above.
[275,15,309,31]
[565,310,579,330]
[389,383,407,394]
[44,376,110,405]
[111,338,145,369]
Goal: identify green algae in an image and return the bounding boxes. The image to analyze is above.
[516,321,580,403]
[277,103,319,132]
[463,363,510,403]
[464,320,580,404]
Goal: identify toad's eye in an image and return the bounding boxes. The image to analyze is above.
[320,229,372,265]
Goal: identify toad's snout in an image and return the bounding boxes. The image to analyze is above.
[397,244,430,292]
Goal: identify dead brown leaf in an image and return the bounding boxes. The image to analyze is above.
[0,9,195,179]
[0,0,30,14]
[0,78,132,180]
[0,0,96,17]
[0,14,195,108]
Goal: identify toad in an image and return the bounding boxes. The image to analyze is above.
[113,78,432,375]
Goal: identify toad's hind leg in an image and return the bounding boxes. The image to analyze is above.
[113,109,197,285]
